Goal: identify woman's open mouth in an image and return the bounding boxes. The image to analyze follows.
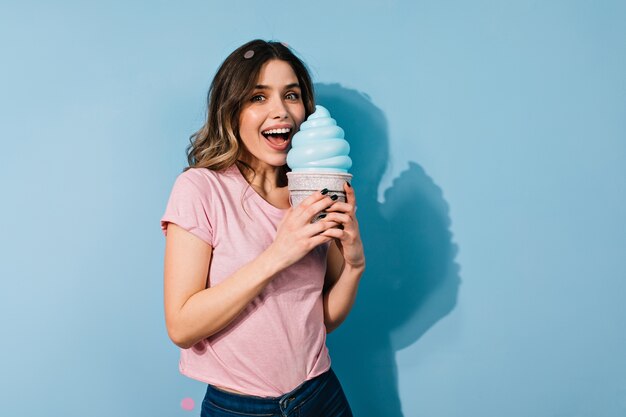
[261,127,292,151]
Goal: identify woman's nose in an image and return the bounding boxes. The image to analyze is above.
[270,98,288,119]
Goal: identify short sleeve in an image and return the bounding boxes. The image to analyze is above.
[161,171,214,246]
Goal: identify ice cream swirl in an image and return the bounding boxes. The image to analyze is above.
[287,105,352,172]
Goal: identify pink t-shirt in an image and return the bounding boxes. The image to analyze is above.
[161,165,331,397]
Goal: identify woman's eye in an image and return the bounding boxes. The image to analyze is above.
[285,92,300,100]
[251,95,265,102]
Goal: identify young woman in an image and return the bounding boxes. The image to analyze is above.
[161,39,364,417]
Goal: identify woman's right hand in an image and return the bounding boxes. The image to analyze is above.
[267,189,340,270]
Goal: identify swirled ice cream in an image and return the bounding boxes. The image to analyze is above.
[286,105,353,215]
[287,105,352,173]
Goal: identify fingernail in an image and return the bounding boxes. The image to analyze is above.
[346,181,351,188]
[330,194,338,201]
[321,188,329,195]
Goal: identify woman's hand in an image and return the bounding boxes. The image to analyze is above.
[320,182,365,269]
[267,189,341,270]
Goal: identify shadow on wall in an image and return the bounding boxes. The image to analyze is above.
[316,83,461,417]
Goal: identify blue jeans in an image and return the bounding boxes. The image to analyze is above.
[200,368,353,417]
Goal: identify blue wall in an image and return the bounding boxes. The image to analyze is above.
[2,1,625,416]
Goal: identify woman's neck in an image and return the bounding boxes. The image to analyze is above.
[236,160,287,194]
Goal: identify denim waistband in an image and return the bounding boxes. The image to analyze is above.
[204,368,334,416]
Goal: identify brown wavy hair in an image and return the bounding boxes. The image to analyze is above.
[186,40,315,173]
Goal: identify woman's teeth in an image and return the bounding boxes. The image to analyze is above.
[262,128,291,135]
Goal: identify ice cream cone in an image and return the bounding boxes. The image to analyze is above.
[286,105,353,221]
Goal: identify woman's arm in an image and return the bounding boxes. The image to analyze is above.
[321,182,366,333]
[164,224,280,348]
[322,241,365,333]
[164,190,341,349]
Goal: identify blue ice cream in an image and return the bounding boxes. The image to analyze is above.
[287,105,352,172]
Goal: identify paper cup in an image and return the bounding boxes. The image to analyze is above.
[287,172,353,221]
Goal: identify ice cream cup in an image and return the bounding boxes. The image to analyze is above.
[287,172,353,221]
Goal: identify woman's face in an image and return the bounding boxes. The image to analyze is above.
[238,59,306,171]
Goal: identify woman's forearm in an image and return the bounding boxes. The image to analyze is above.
[322,262,365,333]
[166,249,280,349]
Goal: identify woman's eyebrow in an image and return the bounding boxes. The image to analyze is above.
[254,83,301,90]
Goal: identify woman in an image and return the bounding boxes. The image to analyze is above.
[161,39,364,417]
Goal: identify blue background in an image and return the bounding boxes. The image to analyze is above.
[1,1,625,416]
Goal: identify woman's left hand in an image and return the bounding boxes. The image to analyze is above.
[320,182,365,269]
